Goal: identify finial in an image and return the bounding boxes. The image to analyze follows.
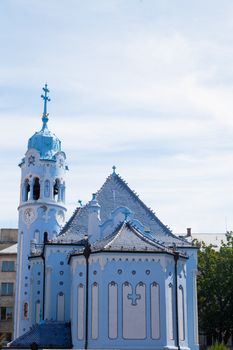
[78,200,83,207]
[41,83,51,129]
[112,165,116,175]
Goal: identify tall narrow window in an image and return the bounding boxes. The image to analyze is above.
[151,282,160,339]
[23,179,30,202]
[53,179,60,201]
[91,282,99,339]
[108,282,118,339]
[23,302,28,319]
[33,177,40,200]
[178,285,185,341]
[168,283,174,340]
[77,284,85,340]
[57,292,65,321]
[35,300,40,323]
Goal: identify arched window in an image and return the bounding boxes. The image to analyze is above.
[61,182,65,202]
[57,292,65,321]
[168,283,174,340]
[178,285,185,341]
[108,281,118,339]
[23,179,30,202]
[151,282,160,339]
[91,282,99,339]
[34,230,40,243]
[53,179,60,201]
[23,302,28,319]
[33,178,40,200]
[35,300,40,323]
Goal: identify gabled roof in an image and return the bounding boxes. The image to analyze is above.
[8,321,72,348]
[59,172,191,247]
[92,221,172,253]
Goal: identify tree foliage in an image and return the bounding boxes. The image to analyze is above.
[197,232,233,344]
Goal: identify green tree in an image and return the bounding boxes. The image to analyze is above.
[197,232,233,345]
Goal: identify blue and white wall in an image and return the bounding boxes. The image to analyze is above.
[70,251,189,350]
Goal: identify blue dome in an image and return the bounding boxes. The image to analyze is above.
[28,118,61,160]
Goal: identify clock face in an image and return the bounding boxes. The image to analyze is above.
[56,210,65,225]
[24,208,36,224]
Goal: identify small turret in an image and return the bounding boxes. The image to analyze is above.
[88,193,101,242]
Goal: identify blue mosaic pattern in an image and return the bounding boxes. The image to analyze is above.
[9,321,72,348]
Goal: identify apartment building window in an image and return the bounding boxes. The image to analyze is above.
[2,261,15,272]
[0,307,13,320]
[1,283,14,296]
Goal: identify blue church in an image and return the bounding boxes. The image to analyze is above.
[9,85,199,350]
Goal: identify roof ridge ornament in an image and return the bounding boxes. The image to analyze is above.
[41,83,51,130]
[112,165,116,175]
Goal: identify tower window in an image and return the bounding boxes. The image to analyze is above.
[33,178,40,200]
[53,179,60,201]
[61,182,65,202]
[23,179,30,202]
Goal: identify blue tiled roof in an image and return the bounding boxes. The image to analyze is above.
[92,221,172,252]
[28,124,61,160]
[8,321,72,348]
[60,173,191,247]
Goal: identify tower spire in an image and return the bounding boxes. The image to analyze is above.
[41,83,51,129]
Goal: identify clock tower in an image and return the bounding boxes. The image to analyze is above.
[14,85,67,337]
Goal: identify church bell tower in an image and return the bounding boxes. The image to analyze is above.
[14,85,67,337]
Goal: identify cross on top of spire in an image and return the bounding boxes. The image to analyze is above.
[41,83,51,129]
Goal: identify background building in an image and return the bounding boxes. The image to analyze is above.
[0,230,17,347]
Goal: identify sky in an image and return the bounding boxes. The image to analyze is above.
[0,0,233,238]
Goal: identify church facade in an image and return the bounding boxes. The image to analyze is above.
[10,86,199,350]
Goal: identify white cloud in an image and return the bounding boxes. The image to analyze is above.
[0,1,233,236]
